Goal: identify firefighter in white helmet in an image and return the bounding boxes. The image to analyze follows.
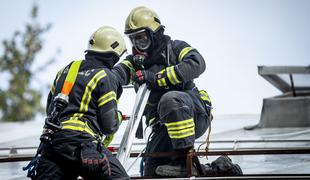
[26,26,129,180]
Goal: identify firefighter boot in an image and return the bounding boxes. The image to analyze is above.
[155,158,198,177]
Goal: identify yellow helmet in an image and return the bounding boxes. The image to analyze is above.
[86,26,126,57]
[125,6,162,34]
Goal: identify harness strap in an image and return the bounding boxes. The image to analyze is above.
[61,60,83,96]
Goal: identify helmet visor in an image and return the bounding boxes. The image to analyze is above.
[128,29,151,51]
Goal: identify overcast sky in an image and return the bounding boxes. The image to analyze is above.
[0,0,309,116]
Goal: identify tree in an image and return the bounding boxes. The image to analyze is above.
[0,4,54,122]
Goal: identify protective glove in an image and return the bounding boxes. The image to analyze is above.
[133,70,156,85]
[80,141,111,177]
[154,67,184,90]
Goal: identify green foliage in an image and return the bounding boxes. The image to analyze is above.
[0,4,53,122]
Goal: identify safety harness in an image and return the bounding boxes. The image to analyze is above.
[58,61,106,148]
[54,60,98,138]
[46,59,84,135]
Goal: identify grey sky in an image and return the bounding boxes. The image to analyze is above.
[0,0,309,116]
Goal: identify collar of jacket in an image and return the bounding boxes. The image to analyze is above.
[143,35,171,68]
[85,52,117,69]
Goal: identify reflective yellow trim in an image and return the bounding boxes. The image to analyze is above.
[62,119,85,126]
[168,126,195,135]
[71,113,83,119]
[62,125,84,131]
[62,125,96,137]
[165,118,194,128]
[156,69,167,87]
[169,132,195,139]
[168,128,195,139]
[158,69,166,74]
[165,118,195,139]
[62,119,96,137]
[98,91,117,107]
[80,70,107,113]
[167,123,194,131]
[199,90,211,103]
[99,96,116,107]
[98,91,116,102]
[166,66,181,85]
[166,67,174,85]
[149,117,156,125]
[162,78,167,86]
[121,60,135,81]
[157,78,167,87]
[157,80,162,86]
[178,47,194,62]
[51,84,55,95]
[121,60,134,70]
[171,68,181,84]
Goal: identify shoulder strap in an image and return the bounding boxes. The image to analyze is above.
[44,60,83,130]
[58,60,83,96]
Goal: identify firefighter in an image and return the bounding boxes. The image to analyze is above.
[113,6,243,177]
[30,26,129,180]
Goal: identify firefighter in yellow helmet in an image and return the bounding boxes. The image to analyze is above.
[113,6,242,177]
[25,26,129,180]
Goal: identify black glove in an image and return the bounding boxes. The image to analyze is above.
[133,70,156,85]
[80,141,111,178]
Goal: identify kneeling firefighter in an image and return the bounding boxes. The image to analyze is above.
[113,6,243,177]
[24,26,129,180]
[113,6,211,176]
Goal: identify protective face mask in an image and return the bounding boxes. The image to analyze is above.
[129,29,151,51]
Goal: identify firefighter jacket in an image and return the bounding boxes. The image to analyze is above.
[113,35,210,126]
[46,53,123,138]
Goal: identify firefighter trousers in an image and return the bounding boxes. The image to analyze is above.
[32,131,129,180]
[144,90,210,176]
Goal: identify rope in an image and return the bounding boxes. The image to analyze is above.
[197,113,212,159]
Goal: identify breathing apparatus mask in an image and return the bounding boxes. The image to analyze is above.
[128,29,152,53]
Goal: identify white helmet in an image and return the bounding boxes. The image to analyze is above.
[86,26,126,57]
